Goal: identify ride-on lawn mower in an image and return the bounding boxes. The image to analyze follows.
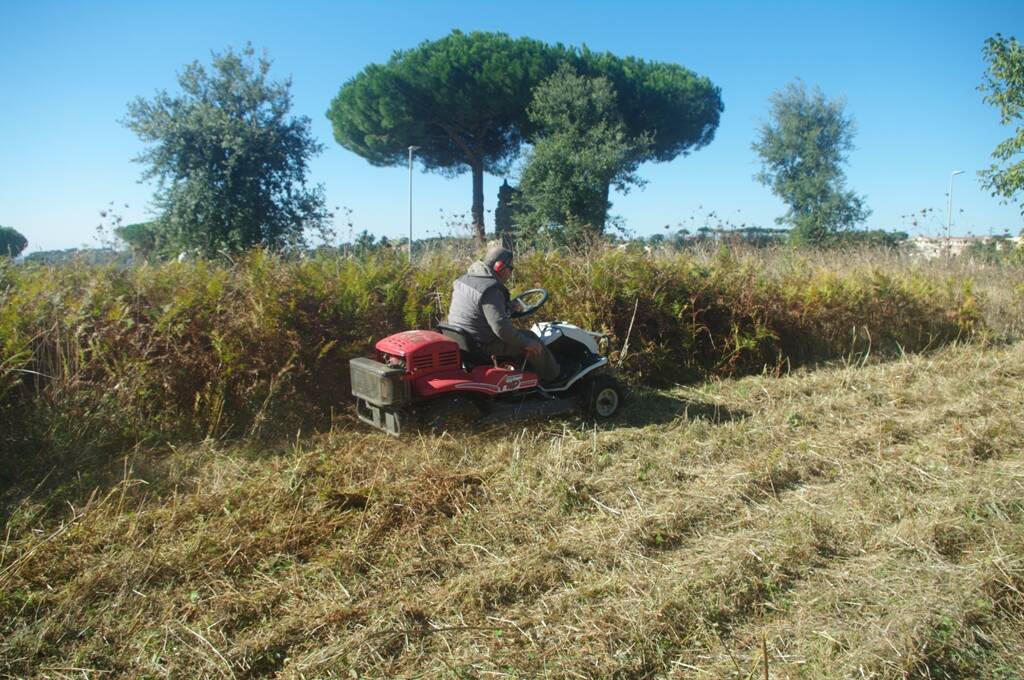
[348,288,624,435]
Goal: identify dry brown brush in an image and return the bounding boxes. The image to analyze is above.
[1,335,1022,677]
[0,246,1015,492]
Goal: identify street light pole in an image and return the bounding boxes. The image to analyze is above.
[946,170,964,250]
[408,145,420,263]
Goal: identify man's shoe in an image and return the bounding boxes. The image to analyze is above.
[542,362,577,389]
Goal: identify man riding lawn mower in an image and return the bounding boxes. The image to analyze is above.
[349,246,625,435]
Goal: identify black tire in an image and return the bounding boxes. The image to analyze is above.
[578,374,625,419]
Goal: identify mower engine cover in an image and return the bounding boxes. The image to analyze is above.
[376,330,461,375]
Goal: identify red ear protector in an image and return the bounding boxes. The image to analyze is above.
[493,259,510,272]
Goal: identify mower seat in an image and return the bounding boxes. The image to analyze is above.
[436,323,493,367]
[436,323,527,369]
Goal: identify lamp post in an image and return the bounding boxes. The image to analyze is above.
[945,170,964,251]
[408,145,421,263]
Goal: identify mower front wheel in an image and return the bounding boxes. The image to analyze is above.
[579,374,625,419]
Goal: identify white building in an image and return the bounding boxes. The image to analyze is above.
[909,235,1022,259]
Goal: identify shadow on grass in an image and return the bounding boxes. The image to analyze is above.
[2,447,119,528]
[1,390,749,526]
[617,388,750,428]
[0,436,296,529]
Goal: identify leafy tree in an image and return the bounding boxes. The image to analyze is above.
[727,226,790,248]
[574,49,723,168]
[0,226,27,258]
[328,30,563,244]
[124,45,328,257]
[753,81,870,244]
[833,229,909,249]
[115,222,158,260]
[978,34,1024,214]
[669,229,691,249]
[964,234,1024,265]
[515,54,721,240]
[351,229,377,255]
[515,50,723,240]
[515,66,648,242]
[327,32,723,244]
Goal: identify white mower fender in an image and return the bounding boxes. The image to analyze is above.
[531,321,603,355]
[531,321,611,394]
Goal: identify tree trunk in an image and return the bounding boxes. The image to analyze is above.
[599,180,611,234]
[471,162,486,245]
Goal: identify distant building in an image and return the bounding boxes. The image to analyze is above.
[909,235,1022,259]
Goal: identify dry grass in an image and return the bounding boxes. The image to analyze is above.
[692,244,1024,341]
[2,245,1002,465]
[3,338,1023,678]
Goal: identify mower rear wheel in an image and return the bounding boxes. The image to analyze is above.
[579,374,625,419]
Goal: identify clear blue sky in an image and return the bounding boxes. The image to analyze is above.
[2,0,1022,253]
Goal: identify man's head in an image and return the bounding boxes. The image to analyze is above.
[483,246,514,283]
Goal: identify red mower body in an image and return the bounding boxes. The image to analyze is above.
[350,317,621,436]
[374,330,539,397]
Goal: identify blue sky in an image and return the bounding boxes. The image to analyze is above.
[2,0,1022,253]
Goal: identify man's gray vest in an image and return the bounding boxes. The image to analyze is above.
[447,263,510,346]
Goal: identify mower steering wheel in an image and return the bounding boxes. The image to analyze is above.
[510,288,549,319]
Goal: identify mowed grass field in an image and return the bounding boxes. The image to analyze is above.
[2,338,1023,678]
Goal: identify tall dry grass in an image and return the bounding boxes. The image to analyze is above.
[1,336,1022,677]
[0,245,1018,492]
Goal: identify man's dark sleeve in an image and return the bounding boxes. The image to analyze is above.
[480,287,528,350]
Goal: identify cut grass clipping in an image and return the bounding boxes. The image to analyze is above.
[2,338,1023,677]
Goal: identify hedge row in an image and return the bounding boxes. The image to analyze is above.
[0,247,983,478]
